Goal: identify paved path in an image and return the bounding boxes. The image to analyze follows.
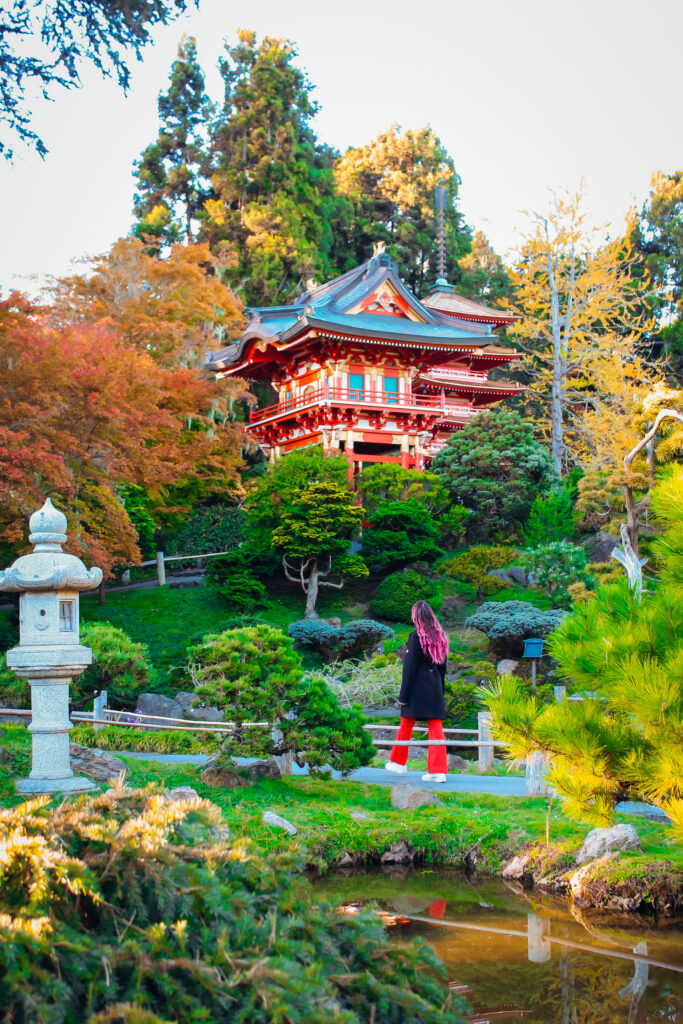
[118,752,668,815]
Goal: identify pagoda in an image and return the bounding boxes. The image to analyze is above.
[207,251,522,473]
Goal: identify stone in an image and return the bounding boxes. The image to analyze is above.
[242,759,281,781]
[262,810,297,835]
[447,754,468,772]
[507,566,528,587]
[593,531,619,563]
[488,569,513,583]
[390,782,441,810]
[0,745,10,764]
[570,854,615,900]
[200,765,249,788]
[175,691,223,723]
[135,692,184,725]
[69,743,125,783]
[497,658,519,676]
[381,840,414,864]
[350,810,369,822]
[338,852,356,866]
[167,786,200,802]
[324,616,342,628]
[501,853,531,879]
[575,823,642,864]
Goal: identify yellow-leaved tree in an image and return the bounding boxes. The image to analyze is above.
[507,185,658,476]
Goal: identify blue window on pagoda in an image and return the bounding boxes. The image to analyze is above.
[349,373,364,401]
[383,376,399,404]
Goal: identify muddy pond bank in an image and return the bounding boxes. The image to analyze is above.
[307,867,683,1023]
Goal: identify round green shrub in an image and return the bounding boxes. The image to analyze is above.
[288,618,394,660]
[189,625,375,773]
[74,622,154,707]
[371,569,442,623]
[444,682,481,728]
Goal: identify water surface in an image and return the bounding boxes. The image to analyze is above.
[312,868,683,1022]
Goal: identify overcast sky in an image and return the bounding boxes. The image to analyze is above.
[2,0,682,294]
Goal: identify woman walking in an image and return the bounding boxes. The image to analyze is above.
[385,600,449,783]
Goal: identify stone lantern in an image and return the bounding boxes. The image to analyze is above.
[0,498,103,794]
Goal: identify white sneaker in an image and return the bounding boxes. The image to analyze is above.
[385,761,407,774]
[422,773,447,783]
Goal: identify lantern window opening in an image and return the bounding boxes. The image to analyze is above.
[59,600,75,632]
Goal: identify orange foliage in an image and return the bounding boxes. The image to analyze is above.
[0,293,243,573]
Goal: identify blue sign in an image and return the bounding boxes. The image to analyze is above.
[523,638,545,659]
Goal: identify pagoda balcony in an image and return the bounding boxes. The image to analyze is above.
[248,384,476,430]
[424,367,488,382]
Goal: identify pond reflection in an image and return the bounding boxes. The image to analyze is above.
[313,868,683,1023]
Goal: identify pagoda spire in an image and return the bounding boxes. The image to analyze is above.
[432,181,453,293]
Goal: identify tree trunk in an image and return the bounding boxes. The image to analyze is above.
[547,249,564,476]
[304,560,320,619]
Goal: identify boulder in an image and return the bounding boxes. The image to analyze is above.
[350,810,370,822]
[570,854,614,900]
[592,531,619,564]
[262,810,297,835]
[507,566,528,587]
[175,691,223,723]
[447,754,469,772]
[575,823,641,864]
[167,786,200,802]
[135,692,184,725]
[69,743,125,783]
[501,853,531,879]
[324,617,343,628]
[242,759,281,781]
[381,840,414,864]
[201,765,249,788]
[488,569,513,584]
[497,658,519,676]
[0,745,10,764]
[390,782,441,810]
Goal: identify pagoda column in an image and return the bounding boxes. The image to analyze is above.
[345,429,355,481]
[400,436,410,469]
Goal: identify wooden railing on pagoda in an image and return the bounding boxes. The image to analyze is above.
[249,383,475,429]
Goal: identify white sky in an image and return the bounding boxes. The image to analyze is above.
[2,0,683,294]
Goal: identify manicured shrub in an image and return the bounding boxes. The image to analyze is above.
[522,487,575,546]
[441,545,516,597]
[288,618,394,660]
[0,787,465,1022]
[74,622,154,708]
[362,499,442,570]
[465,601,568,648]
[0,623,153,710]
[205,549,269,611]
[371,569,442,623]
[519,541,595,606]
[188,625,375,773]
[444,682,481,728]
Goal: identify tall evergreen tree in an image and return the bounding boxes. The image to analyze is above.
[331,125,471,295]
[133,35,210,243]
[202,30,336,305]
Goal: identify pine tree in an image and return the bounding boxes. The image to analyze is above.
[133,35,210,243]
[202,30,335,305]
[331,125,471,294]
[483,465,683,838]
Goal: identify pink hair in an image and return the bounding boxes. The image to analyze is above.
[411,600,449,665]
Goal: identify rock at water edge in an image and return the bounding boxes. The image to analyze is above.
[575,823,641,864]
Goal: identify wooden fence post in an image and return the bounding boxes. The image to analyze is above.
[93,690,107,733]
[527,913,551,963]
[477,712,494,772]
[526,751,550,796]
[156,551,166,587]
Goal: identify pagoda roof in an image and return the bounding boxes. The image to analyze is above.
[423,287,517,328]
[418,372,524,396]
[207,254,493,377]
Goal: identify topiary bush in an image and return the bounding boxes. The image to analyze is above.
[73,622,154,708]
[465,601,568,651]
[0,623,153,710]
[188,625,375,774]
[205,549,269,611]
[288,618,394,660]
[441,545,516,597]
[371,569,442,623]
[362,499,443,570]
[0,786,465,1023]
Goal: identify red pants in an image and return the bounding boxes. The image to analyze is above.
[389,717,448,774]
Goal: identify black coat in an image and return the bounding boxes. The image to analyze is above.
[398,630,447,721]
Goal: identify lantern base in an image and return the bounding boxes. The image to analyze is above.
[16,774,96,795]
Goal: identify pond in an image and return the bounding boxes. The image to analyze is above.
[310,868,683,1022]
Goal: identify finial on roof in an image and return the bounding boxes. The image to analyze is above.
[434,181,448,282]
[29,498,67,549]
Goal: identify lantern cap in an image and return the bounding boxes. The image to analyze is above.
[29,498,68,547]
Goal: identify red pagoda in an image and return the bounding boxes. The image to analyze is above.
[207,252,522,473]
